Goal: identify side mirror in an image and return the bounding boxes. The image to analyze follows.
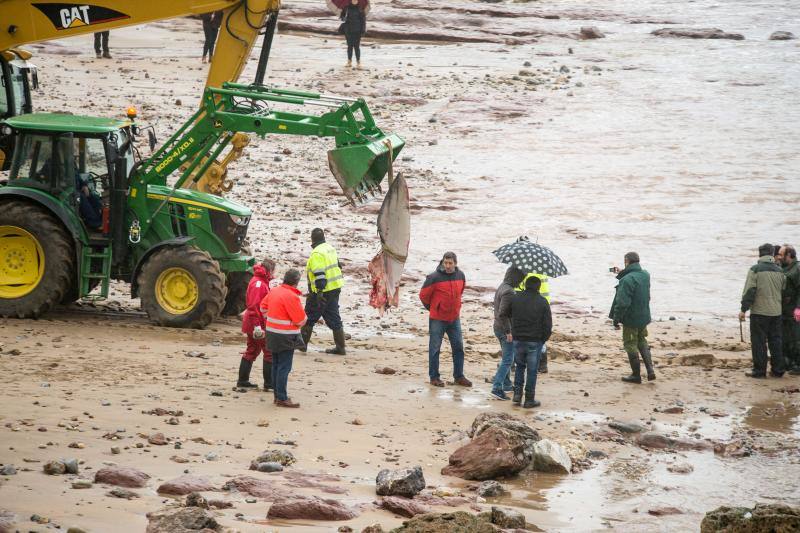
[148,130,157,152]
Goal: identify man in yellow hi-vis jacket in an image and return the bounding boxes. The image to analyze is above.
[517,273,550,373]
[301,228,347,355]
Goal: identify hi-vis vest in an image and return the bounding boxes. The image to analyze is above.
[306,242,344,293]
[516,273,550,303]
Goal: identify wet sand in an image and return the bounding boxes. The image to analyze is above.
[2,1,800,531]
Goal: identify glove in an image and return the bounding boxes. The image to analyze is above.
[794,308,800,323]
[252,325,265,340]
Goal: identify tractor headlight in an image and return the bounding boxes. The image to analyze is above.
[230,214,250,227]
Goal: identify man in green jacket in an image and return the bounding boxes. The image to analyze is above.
[777,245,800,375]
[740,243,786,378]
[609,252,654,384]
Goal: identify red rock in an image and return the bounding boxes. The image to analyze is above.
[441,426,529,480]
[222,476,291,501]
[636,432,710,451]
[94,466,151,488]
[267,496,358,520]
[379,496,431,518]
[649,507,684,516]
[157,475,217,496]
[281,471,348,494]
[148,433,168,445]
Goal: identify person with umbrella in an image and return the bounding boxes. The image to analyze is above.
[334,0,368,68]
[610,252,655,383]
[490,266,526,400]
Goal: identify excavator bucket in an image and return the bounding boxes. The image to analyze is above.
[328,133,405,203]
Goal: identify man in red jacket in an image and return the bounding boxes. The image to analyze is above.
[238,259,275,390]
[419,252,472,387]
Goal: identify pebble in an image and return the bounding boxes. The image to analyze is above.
[63,458,79,474]
[111,446,121,455]
[101,400,111,406]
[205,452,219,461]
[72,479,93,489]
[0,464,17,475]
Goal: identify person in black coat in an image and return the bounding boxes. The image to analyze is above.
[202,11,223,63]
[507,276,552,408]
[340,0,366,67]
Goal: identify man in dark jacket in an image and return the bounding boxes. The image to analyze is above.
[610,252,654,383]
[740,243,787,377]
[778,245,800,375]
[419,252,471,387]
[490,266,525,400]
[508,276,552,408]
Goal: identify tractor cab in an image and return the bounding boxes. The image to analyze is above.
[4,113,134,234]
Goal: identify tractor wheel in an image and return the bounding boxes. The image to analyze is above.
[138,245,227,329]
[221,271,252,317]
[0,201,74,318]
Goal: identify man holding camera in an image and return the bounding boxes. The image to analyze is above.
[610,252,654,383]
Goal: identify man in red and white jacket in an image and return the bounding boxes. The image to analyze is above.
[238,259,275,389]
[419,251,471,388]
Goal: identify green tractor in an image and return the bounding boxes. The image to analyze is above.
[0,83,403,328]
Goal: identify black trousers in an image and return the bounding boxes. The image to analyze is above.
[203,25,219,57]
[345,32,361,61]
[750,314,784,374]
[304,288,343,331]
[93,31,109,53]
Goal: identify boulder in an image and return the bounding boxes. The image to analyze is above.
[222,476,291,501]
[442,425,531,480]
[532,439,572,474]
[580,26,605,39]
[770,31,796,40]
[94,466,151,488]
[559,439,588,463]
[376,466,426,497]
[0,510,15,533]
[44,460,66,475]
[389,511,498,532]
[267,496,358,520]
[651,28,744,40]
[490,506,525,529]
[636,432,711,451]
[476,480,506,498]
[249,450,296,469]
[145,506,220,532]
[157,475,216,496]
[469,412,539,443]
[256,462,284,473]
[609,420,646,434]
[701,503,800,532]
[379,496,432,518]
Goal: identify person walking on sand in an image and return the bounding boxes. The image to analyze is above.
[238,258,276,390]
[740,243,787,378]
[610,252,655,384]
[93,31,110,59]
[201,11,223,63]
[777,245,800,375]
[419,252,472,388]
[301,228,347,355]
[508,275,552,408]
[491,266,525,400]
[261,269,307,408]
[517,272,552,374]
[340,0,366,68]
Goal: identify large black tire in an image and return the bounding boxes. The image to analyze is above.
[0,201,75,318]
[221,270,252,317]
[138,245,226,329]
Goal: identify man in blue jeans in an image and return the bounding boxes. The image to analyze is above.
[510,276,552,408]
[491,266,525,399]
[419,252,472,387]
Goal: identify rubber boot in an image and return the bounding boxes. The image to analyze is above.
[538,350,548,374]
[522,395,541,409]
[298,324,314,353]
[263,359,273,391]
[640,345,656,381]
[237,359,258,388]
[512,387,522,405]
[621,352,642,384]
[326,329,347,355]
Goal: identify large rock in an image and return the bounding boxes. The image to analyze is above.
[267,496,358,520]
[157,475,216,496]
[468,412,539,443]
[652,28,744,40]
[145,506,220,532]
[249,450,296,469]
[0,510,15,533]
[769,31,796,40]
[379,496,432,518]
[222,476,291,501]
[376,466,426,497]
[490,506,525,529]
[636,432,710,451]
[701,503,800,532]
[94,466,151,488]
[44,460,66,475]
[389,511,498,532]
[476,481,506,498]
[532,439,572,474]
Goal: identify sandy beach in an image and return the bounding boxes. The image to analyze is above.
[2,0,800,531]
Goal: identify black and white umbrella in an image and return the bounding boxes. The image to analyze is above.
[492,236,568,278]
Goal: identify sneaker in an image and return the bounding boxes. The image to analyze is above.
[745,372,766,378]
[789,367,800,376]
[647,373,656,381]
[275,399,300,408]
[490,390,509,401]
[102,52,112,59]
[236,381,258,388]
[621,375,642,384]
[95,52,102,59]
[512,391,522,405]
[770,371,784,378]
[522,399,541,409]
[430,379,445,387]
[454,377,473,387]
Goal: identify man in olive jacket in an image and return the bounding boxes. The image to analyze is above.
[740,243,787,377]
[609,252,654,384]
